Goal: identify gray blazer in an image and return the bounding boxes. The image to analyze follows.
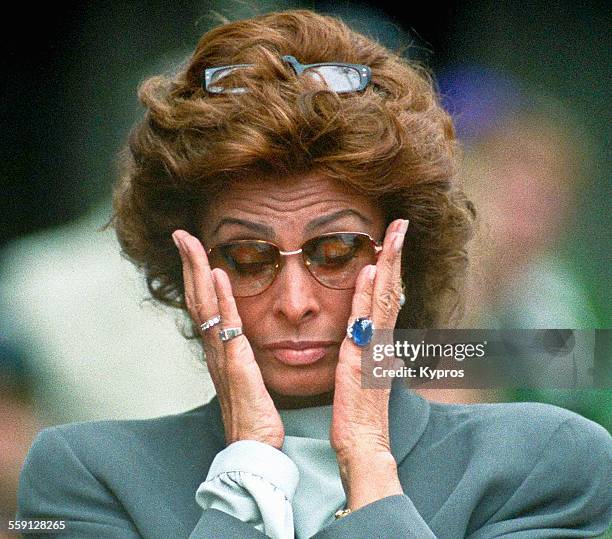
[17,380,612,538]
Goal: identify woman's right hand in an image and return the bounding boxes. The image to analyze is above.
[172,230,285,449]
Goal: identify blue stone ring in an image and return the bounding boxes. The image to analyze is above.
[346,317,375,347]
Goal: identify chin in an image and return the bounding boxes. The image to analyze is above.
[263,364,336,397]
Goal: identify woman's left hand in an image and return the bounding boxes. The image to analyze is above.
[330,218,408,510]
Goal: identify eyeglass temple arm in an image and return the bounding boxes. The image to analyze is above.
[281,55,305,75]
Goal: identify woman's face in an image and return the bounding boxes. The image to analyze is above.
[200,172,385,400]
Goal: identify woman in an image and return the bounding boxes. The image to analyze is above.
[17,9,611,538]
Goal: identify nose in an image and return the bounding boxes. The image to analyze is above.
[270,253,320,326]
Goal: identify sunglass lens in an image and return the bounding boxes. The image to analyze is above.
[207,66,249,94]
[304,233,376,289]
[208,242,278,297]
[304,65,361,92]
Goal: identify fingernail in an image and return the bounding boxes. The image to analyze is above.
[400,219,409,234]
[393,233,404,252]
[367,265,377,281]
[179,233,191,251]
[172,232,181,249]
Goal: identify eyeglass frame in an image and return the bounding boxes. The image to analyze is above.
[202,54,372,94]
[205,231,383,297]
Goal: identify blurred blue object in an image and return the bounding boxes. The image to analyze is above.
[437,65,526,142]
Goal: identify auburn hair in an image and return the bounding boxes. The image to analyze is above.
[111,9,476,333]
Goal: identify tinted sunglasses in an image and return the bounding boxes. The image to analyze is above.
[202,55,372,94]
[207,232,382,297]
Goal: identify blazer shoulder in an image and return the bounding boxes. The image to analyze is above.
[427,399,611,473]
[52,400,213,438]
[429,398,608,439]
[419,400,612,533]
[27,399,223,471]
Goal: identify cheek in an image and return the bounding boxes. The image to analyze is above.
[339,290,355,315]
[321,289,355,327]
[234,298,263,337]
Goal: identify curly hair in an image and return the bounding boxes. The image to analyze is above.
[111,9,476,334]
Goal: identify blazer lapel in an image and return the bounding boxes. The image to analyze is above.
[388,378,431,464]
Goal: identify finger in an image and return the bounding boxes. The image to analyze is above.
[342,264,377,355]
[391,219,408,306]
[173,230,195,314]
[176,231,219,326]
[350,264,378,322]
[371,219,408,328]
[212,268,254,366]
[174,231,224,376]
[172,230,199,324]
[173,230,216,367]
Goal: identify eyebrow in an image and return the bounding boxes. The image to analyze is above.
[211,209,371,238]
[212,218,275,238]
[305,209,372,232]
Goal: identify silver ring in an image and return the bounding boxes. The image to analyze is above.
[200,315,221,332]
[219,327,243,342]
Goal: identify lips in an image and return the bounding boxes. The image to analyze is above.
[264,341,337,366]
